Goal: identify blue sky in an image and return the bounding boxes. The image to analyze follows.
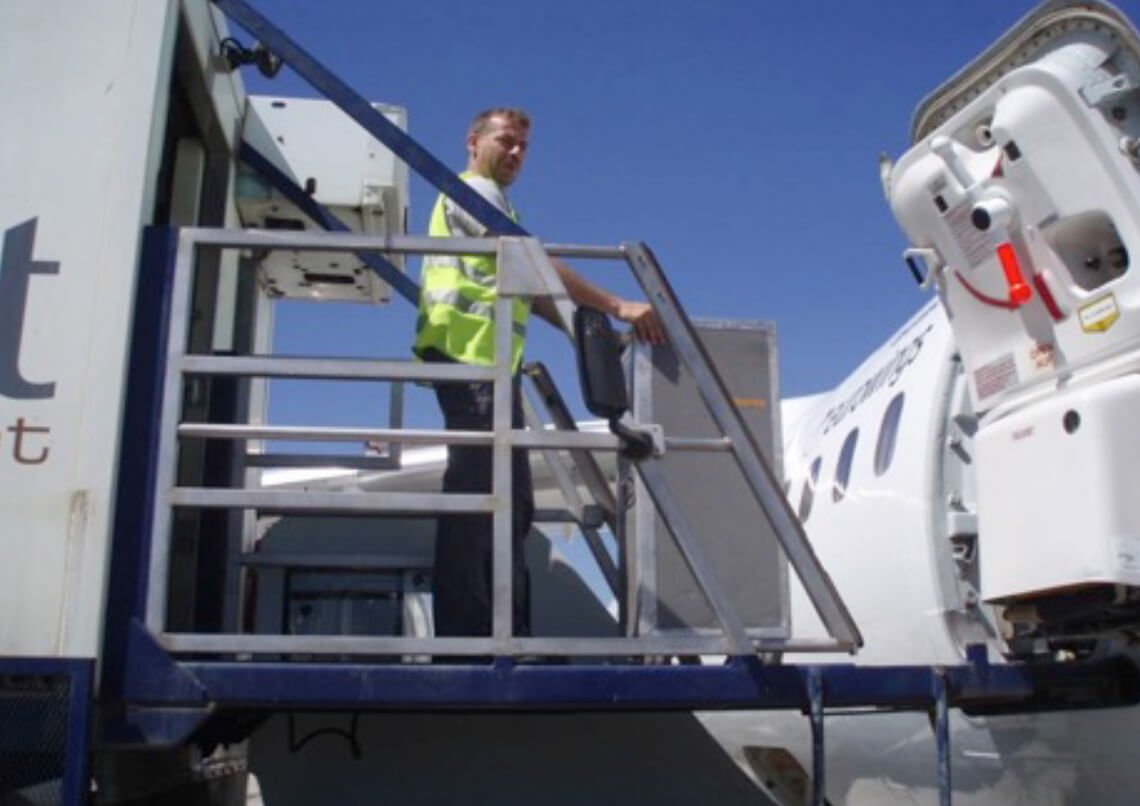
[236,0,1139,435]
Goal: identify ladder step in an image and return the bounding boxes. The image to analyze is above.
[168,488,494,515]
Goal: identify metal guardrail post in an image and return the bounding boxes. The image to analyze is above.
[492,295,516,645]
[808,666,826,806]
[144,230,198,633]
[934,669,952,806]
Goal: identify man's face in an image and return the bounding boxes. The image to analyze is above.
[467,115,529,186]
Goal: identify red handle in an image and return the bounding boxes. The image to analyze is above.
[996,242,1032,307]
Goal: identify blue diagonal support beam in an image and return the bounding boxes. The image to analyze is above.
[213,0,528,240]
[238,141,420,305]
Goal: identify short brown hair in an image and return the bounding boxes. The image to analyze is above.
[468,108,530,139]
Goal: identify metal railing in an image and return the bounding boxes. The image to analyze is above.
[145,227,861,658]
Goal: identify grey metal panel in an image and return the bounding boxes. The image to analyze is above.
[634,460,753,653]
[249,516,437,644]
[632,320,790,635]
[250,712,779,806]
[622,245,857,645]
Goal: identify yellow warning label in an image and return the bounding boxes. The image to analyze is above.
[733,397,768,411]
[1079,293,1120,333]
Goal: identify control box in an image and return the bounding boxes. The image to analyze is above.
[237,96,409,303]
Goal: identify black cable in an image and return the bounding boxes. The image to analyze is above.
[286,712,362,760]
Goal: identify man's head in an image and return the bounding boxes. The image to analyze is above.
[466,108,530,187]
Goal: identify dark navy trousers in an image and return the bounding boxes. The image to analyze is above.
[430,364,534,637]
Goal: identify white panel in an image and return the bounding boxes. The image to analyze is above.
[243,97,406,207]
[978,374,1140,601]
[0,0,179,657]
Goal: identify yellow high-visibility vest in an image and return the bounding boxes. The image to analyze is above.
[413,172,529,370]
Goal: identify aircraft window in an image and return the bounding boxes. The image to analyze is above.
[797,457,822,523]
[874,393,905,476]
[833,428,859,502]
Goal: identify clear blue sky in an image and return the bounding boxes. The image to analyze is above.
[236,0,1138,437]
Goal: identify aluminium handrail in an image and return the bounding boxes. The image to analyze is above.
[145,227,862,658]
[179,422,731,451]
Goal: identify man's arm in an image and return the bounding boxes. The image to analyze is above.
[447,176,662,343]
[541,257,665,344]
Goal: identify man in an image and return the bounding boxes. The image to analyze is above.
[414,107,663,639]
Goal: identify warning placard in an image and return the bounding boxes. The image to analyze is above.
[974,352,1018,400]
[1078,293,1119,333]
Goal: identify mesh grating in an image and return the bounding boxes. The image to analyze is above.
[0,674,71,806]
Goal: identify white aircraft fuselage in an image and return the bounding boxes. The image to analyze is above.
[697,298,1140,804]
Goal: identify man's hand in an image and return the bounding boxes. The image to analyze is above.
[616,300,666,345]
[549,257,666,345]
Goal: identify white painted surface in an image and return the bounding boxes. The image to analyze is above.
[0,0,244,658]
[979,372,1140,600]
[0,1,178,657]
[781,301,955,666]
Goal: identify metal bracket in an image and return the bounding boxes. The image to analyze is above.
[110,705,214,748]
[904,246,944,289]
[497,236,577,336]
[616,418,665,457]
[123,619,209,704]
[1080,70,1139,107]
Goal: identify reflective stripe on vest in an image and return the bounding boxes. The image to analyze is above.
[420,287,528,336]
[413,172,530,369]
